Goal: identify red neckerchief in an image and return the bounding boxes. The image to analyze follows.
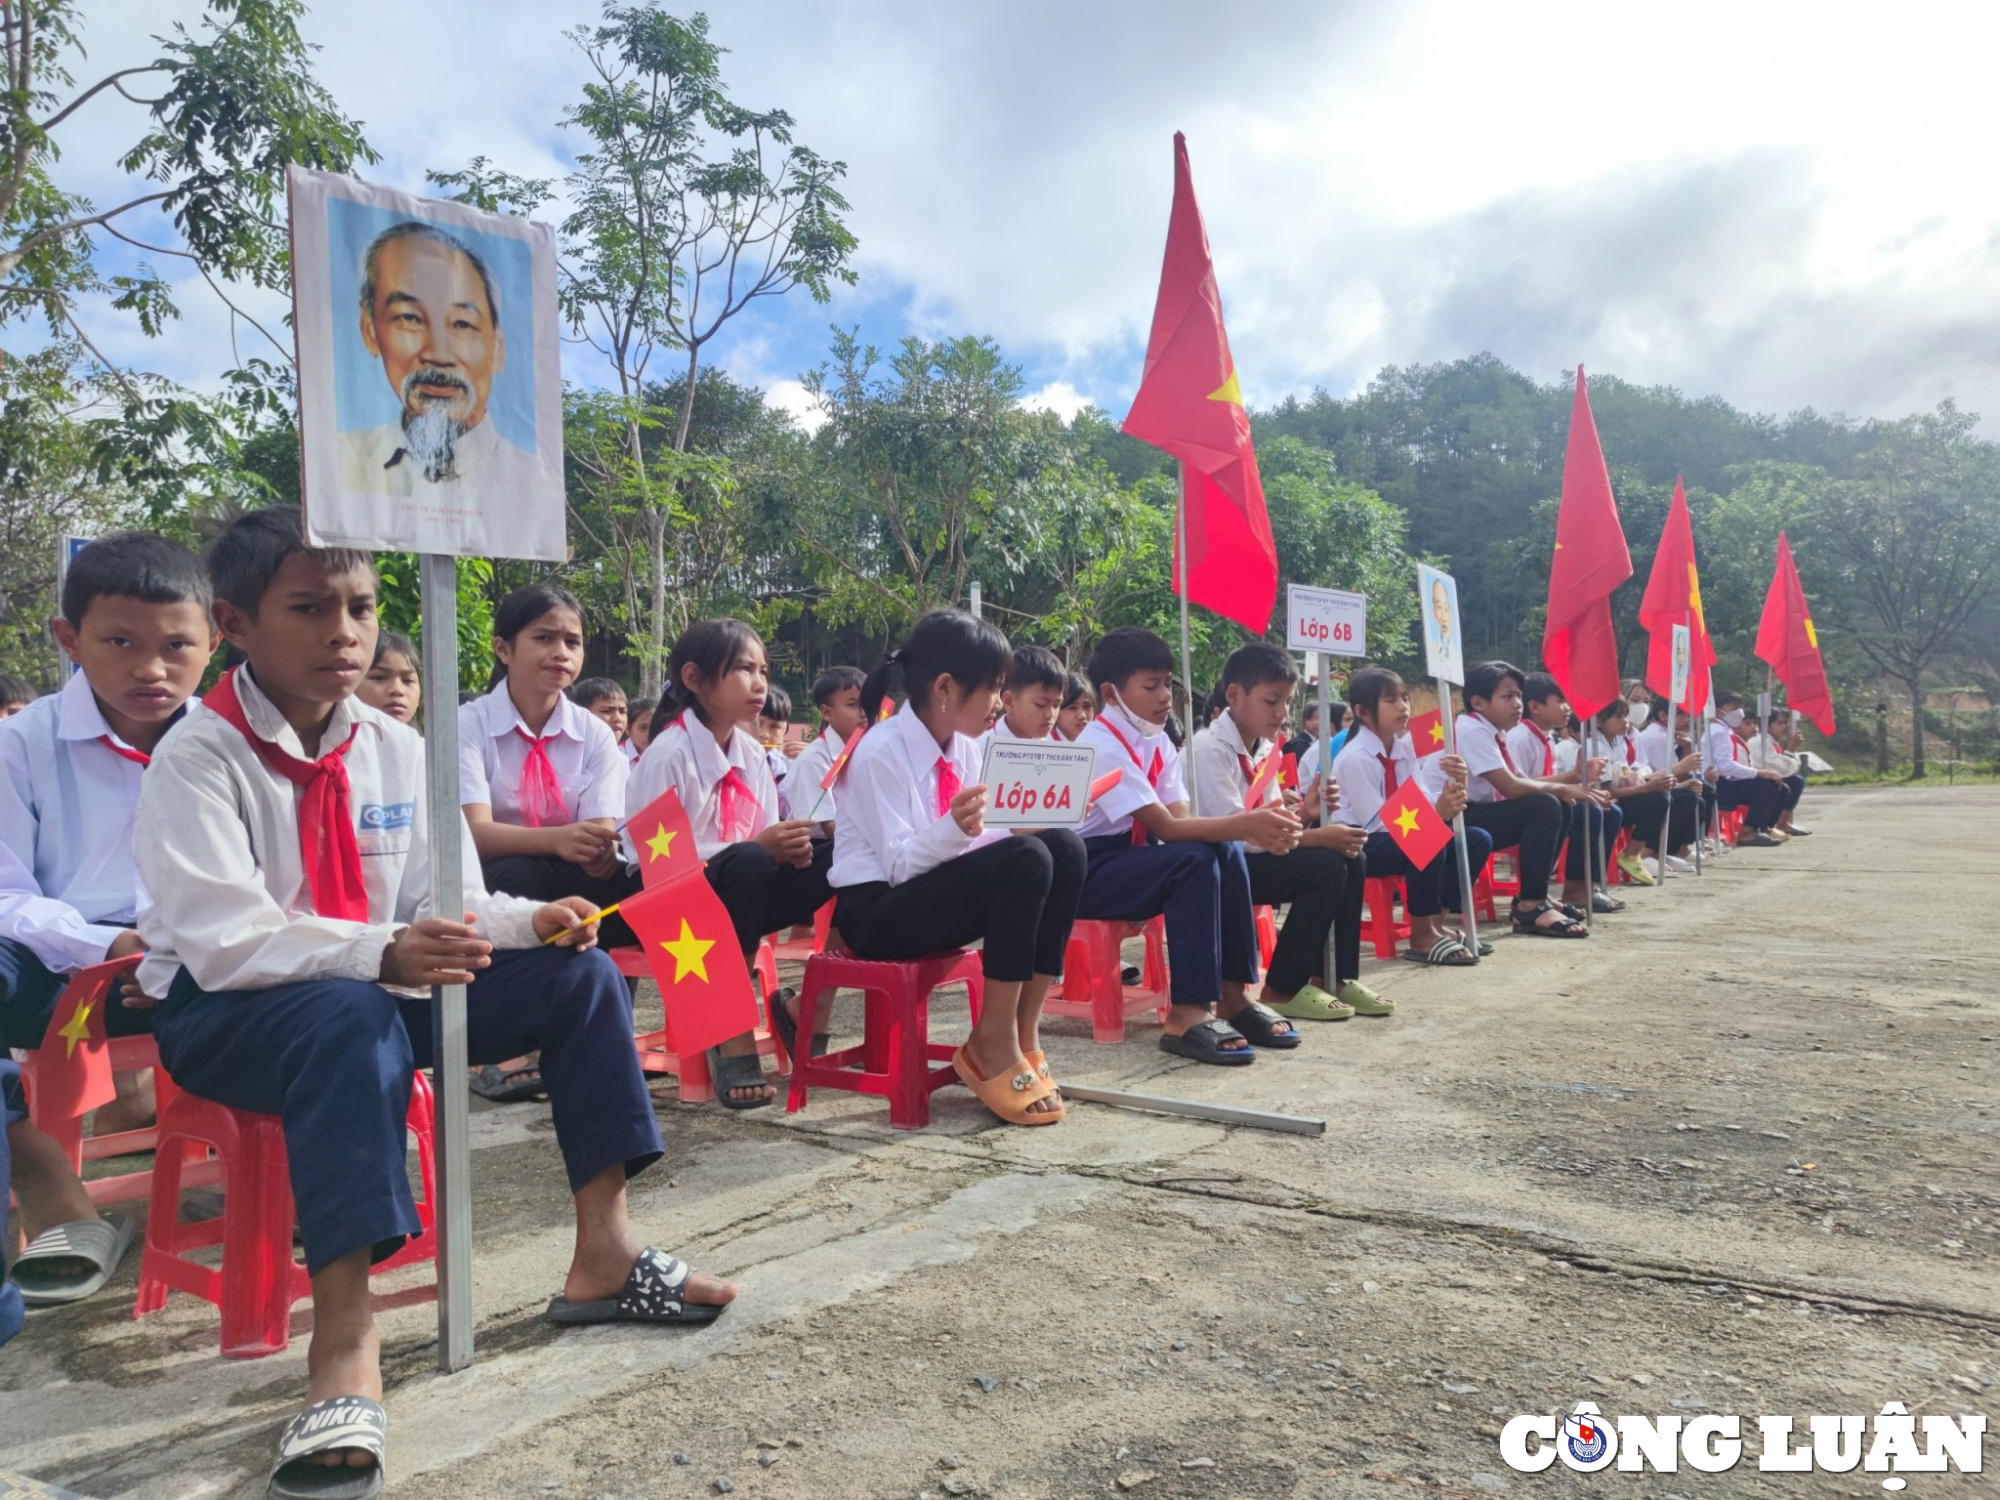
[934,754,961,818]
[97,736,150,768]
[1623,734,1637,766]
[1473,713,1518,773]
[1522,720,1555,777]
[513,726,571,828]
[204,667,369,922]
[1099,715,1164,846]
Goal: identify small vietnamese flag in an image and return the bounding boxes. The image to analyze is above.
[820,720,873,791]
[629,786,700,890]
[620,874,759,1057]
[1245,746,1283,807]
[1278,752,1299,790]
[1755,531,1836,735]
[34,955,138,1120]
[1379,776,1452,869]
[1409,709,1445,758]
[1085,770,1122,810]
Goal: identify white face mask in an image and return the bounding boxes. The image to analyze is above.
[1104,685,1168,740]
[1628,701,1652,728]
[1722,708,1745,728]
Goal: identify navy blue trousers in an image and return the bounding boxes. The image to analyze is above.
[1779,773,1805,812]
[1717,776,1785,829]
[0,1058,20,1348]
[0,936,153,1052]
[153,946,663,1276]
[1361,825,1493,917]
[1560,800,1624,882]
[1078,836,1259,1006]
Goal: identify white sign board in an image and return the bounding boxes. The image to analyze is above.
[978,738,1099,828]
[1669,624,1692,703]
[1417,563,1465,686]
[1285,584,1367,658]
[288,165,565,562]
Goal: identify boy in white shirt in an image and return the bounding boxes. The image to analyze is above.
[1747,709,1810,837]
[1191,645,1390,1020]
[1630,686,1704,873]
[792,665,867,832]
[136,509,730,1494]
[0,534,214,1306]
[1705,690,1787,847]
[1073,629,1303,1065]
[1510,674,1627,905]
[983,644,1066,751]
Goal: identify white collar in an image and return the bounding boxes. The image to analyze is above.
[891,700,955,771]
[1218,709,1265,761]
[667,710,746,792]
[234,666,378,760]
[484,684,583,743]
[55,669,117,743]
[1354,723,1400,760]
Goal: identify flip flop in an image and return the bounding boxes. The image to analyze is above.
[469,1061,545,1103]
[1227,1001,1303,1048]
[1158,1018,1256,1066]
[1512,900,1589,938]
[1335,980,1396,1017]
[1445,929,1495,956]
[9,1214,135,1306]
[1400,937,1476,966]
[1265,984,1355,1022]
[1591,891,1626,914]
[767,987,830,1060]
[952,1046,1062,1124]
[705,1048,774,1110]
[546,1246,727,1326]
[1022,1049,1066,1119]
[268,1395,385,1499]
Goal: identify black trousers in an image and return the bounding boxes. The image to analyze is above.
[1462,791,1564,902]
[705,838,836,956]
[482,853,642,947]
[1558,800,1624,882]
[835,831,1086,982]
[1779,772,1805,812]
[1717,776,1785,829]
[1244,846,1364,994]
[1613,791,1673,859]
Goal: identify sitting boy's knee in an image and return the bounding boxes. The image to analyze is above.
[306,982,414,1067]
[990,832,1055,889]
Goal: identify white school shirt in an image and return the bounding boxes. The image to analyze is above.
[1505,720,1561,779]
[1454,712,1520,804]
[1706,720,1757,781]
[458,685,626,826]
[1636,722,1677,775]
[829,702,1002,888]
[1074,708,1187,839]
[1330,725,1416,835]
[0,673,181,973]
[791,727,846,823]
[625,713,779,862]
[1189,712,1275,818]
[1745,733,1800,777]
[1553,737,1582,776]
[135,670,540,1000]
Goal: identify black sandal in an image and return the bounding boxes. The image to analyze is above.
[1401,937,1477,966]
[1225,1001,1302,1049]
[767,986,830,1060]
[706,1048,775,1109]
[1512,900,1589,938]
[545,1246,728,1326]
[469,1060,545,1104]
[1158,1018,1257,1066]
[268,1396,385,1499]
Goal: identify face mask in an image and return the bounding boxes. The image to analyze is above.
[1105,686,1167,740]
[1628,701,1652,728]
[1722,708,1745,728]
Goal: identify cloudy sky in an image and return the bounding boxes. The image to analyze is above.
[35,0,2000,431]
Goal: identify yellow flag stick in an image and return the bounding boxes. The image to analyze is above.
[542,900,622,944]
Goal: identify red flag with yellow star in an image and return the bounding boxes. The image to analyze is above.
[1755,531,1836,735]
[1379,776,1452,869]
[620,871,759,1058]
[1639,477,1716,716]
[628,786,700,890]
[1408,709,1445,759]
[33,957,135,1121]
[1121,132,1278,633]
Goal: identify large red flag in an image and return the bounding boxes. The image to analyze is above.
[1755,531,1836,735]
[1638,477,1717,715]
[1122,133,1278,633]
[1542,368,1633,717]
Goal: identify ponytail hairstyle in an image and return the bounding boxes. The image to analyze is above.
[1346,666,1405,725]
[487,582,585,690]
[654,616,763,737]
[862,609,1011,725]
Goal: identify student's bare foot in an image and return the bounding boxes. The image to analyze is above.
[92,1069,156,1134]
[302,1327,382,1471]
[563,1237,739,1309]
[962,1032,1060,1116]
[715,1033,776,1105]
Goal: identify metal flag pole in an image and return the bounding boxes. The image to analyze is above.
[1687,608,1703,877]
[1176,463,1199,813]
[420,555,474,1371]
[1579,720,1595,931]
[1314,651,1334,984]
[1434,681,1481,960]
[1757,666,1772,771]
[1657,691,1675,886]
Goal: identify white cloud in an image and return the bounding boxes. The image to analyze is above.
[1019,380,1095,423]
[762,378,826,436]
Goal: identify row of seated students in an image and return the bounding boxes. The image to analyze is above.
[0,513,1812,1493]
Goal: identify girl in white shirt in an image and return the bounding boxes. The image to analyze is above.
[1053,673,1095,743]
[630,618,830,1108]
[825,611,1085,1127]
[357,631,421,726]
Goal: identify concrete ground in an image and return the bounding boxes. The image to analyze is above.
[2,785,1995,1498]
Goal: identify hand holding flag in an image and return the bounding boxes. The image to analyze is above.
[1379,776,1452,869]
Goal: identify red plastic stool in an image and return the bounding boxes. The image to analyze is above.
[1048,918,1169,1043]
[134,1074,437,1358]
[1253,904,1278,971]
[1605,830,1630,885]
[1361,877,1412,958]
[1467,867,1501,925]
[772,901,835,962]
[785,949,984,1129]
[17,954,185,1208]
[611,945,790,1106]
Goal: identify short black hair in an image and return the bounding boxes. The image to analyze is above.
[761,683,793,721]
[1594,700,1629,727]
[61,532,211,627]
[1061,672,1093,712]
[1220,643,1298,693]
[1465,660,1524,706]
[1347,666,1404,719]
[863,610,1010,723]
[1007,644,1066,694]
[659,617,764,734]
[1715,689,1745,711]
[572,676,625,709]
[1522,672,1564,708]
[628,694,656,721]
[0,672,35,708]
[811,664,866,708]
[1087,627,1173,700]
[208,508,371,617]
[1301,701,1320,725]
[372,630,418,668]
